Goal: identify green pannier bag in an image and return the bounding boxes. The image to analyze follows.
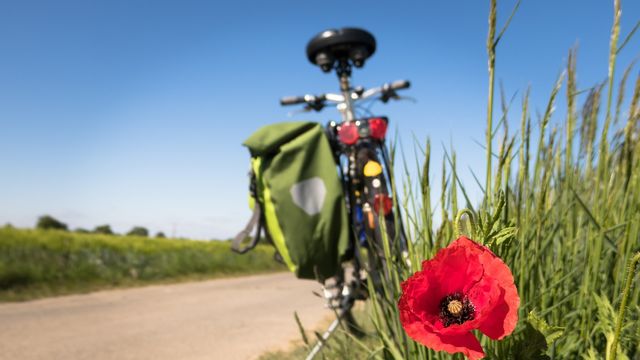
[232,121,349,281]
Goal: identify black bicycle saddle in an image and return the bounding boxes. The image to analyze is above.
[306,28,376,72]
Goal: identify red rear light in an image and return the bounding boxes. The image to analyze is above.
[373,194,393,216]
[338,122,359,145]
[368,117,387,140]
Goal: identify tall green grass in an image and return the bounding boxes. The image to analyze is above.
[0,227,284,301]
[305,0,640,358]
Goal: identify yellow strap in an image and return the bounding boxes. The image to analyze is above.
[252,158,297,273]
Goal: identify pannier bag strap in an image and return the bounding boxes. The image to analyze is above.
[231,202,263,254]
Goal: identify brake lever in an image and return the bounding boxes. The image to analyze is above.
[394,95,417,103]
[380,89,398,103]
[381,92,417,104]
[308,102,325,112]
[287,106,313,117]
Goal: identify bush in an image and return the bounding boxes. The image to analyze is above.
[155,232,166,238]
[93,225,113,235]
[126,227,149,237]
[36,215,68,231]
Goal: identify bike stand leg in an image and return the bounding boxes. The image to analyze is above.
[305,317,341,360]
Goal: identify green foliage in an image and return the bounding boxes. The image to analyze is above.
[93,224,114,235]
[36,215,68,231]
[126,226,149,237]
[155,232,166,238]
[590,293,631,360]
[0,227,284,301]
[526,312,565,348]
[511,312,565,359]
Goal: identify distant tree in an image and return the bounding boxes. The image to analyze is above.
[3,223,14,229]
[74,228,90,234]
[155,232,166,238]
[126,226,149,237]
[94,225,114,235]
[36,215,68,231]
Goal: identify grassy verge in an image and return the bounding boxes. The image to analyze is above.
[361,0,640,358]
[0,227,284,301]
[272,1,640,359]
[259,306,379,360]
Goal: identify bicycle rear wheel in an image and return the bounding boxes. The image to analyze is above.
[353,145,406,289]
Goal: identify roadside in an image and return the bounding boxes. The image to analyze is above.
[258,303,376,360]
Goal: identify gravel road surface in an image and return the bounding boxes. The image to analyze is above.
[0,273,329,360]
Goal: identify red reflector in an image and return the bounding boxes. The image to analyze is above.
[338,122,359,145]
[373,194,393,216]
[368,117,387,140]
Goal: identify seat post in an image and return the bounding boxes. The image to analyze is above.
[339,71,351,93]
[336,60,355,123]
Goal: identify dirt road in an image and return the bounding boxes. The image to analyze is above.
[0,273,330,360]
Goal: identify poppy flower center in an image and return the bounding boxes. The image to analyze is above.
[439,292,475,327]
[447,300,463,315]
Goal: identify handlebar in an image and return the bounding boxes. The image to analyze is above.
[389,79,410,90]
[280,96,306,106]
[280,79,410,108]
[280,94,327,107]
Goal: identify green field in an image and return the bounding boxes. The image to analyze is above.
[0,227,284,301]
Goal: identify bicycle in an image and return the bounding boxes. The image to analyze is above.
[279,27,411,359]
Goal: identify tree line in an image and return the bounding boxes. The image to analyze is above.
[35,215,166,238]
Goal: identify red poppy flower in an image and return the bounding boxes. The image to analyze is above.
[398,236,519,360]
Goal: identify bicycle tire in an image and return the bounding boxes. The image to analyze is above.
[353,144,405,289]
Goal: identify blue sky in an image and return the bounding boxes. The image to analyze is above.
[1,1,638,239]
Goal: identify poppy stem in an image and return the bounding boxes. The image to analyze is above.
[609,251,640,360]
[454,209,477,239]
[485,0,497,211]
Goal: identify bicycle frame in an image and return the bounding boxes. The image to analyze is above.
[284,63,410,271]
[279,35,410,359]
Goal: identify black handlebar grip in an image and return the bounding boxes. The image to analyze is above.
[390,80,411,90]
[280,96,306,106]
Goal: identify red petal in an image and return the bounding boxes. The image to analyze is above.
[421,243,490,333]
[400,318,485,360]
[436,332,485,360]
[422,238,486,298]
[399,268,440,324]
[451,237,520,339]
[476,248,520,339]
